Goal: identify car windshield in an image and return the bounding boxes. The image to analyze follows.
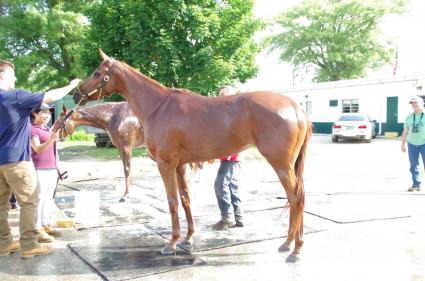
[339,115,366,121]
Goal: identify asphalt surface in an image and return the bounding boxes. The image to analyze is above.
[1,135,424,281]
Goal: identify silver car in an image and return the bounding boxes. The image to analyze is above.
[331,113,377,143]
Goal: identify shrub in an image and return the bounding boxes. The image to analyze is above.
[67,130,95,141]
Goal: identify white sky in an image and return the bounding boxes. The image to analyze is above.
[240,0,425,91]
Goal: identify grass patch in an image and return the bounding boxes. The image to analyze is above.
[67,130,95,142]
[58,140,148,161]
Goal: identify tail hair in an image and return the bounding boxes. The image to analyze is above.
[291,120,313,237]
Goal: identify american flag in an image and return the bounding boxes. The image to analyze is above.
[392,50,398,76]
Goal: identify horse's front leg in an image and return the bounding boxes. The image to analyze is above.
[157,159,180,255]
[118,146,132,202]
[176,164,195,251]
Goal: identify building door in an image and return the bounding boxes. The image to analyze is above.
[386,96,399,132]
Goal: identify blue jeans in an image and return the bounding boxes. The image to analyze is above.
[10,193,16,205]
[407,143,425,187]
[214,161,242,222]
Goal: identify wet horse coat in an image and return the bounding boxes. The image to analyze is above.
[73,50,312,259]
[53,102,144,202]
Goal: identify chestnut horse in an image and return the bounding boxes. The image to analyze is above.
[73,50,312,259]
[52,102,144,202]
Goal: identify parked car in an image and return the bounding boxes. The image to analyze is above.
[94,132,114,147]
[85,127,114,147]
[331,113,377,143]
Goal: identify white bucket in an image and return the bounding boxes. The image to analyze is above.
[74,191,100,226]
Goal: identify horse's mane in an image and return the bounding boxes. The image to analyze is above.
[83,102,126,111]
[75,102,129,121]
[118,60,199,96]
[171,88,199,96]
[119,60,166,89]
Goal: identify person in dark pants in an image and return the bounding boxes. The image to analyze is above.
[212,86,244,230]
[10,194,17,209]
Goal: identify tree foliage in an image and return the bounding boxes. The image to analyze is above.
[267,0,407,82]
[0,0,89,90]
[84,0,263,96]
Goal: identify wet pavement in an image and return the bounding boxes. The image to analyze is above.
[1,135,425,281]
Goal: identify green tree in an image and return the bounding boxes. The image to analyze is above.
[0,0,88,91]
[266,0,406,82]
[84,0,263,97]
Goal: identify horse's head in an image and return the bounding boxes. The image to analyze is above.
[73,49,118,106]
[52,105,76,139]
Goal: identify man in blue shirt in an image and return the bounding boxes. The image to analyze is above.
[0,59,80,258]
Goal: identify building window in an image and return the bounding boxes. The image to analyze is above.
[329,99,338,107]
[342,99,359,113]
[305,101,312,115]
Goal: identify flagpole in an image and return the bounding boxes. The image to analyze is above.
[392,48,398,76]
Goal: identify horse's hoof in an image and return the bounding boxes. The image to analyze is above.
[160,244,176,255]
[286,254,300,263]
[177,240,194,252]
[278,244,291,252]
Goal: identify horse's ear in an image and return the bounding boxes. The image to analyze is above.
[99,49,111,62]
[62,104,68,114]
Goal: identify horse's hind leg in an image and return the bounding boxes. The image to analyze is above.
[276,166,302,251]
[118,146,132,202]
[260,149,304,258]
[176,164,195,251]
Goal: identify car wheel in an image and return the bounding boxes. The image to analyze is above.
[332,136,338,143]
[365,137,372,143]
[96,141,107,148]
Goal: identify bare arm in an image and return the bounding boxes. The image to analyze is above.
[401,128,408,152]
[43,79,81,104]
[31,132,59,154]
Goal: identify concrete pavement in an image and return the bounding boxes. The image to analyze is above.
[1,135,424,281]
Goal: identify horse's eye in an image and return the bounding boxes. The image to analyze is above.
[93,71,101,78]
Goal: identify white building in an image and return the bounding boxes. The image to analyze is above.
[275,73,425,135]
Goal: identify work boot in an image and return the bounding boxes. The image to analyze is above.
[38,229,54,243]
[235,220,244,227]
[44,225,62,237]
[0,240,20,256]
[408,186,418,192]
[21,244,53,259]
[212,219,234,230]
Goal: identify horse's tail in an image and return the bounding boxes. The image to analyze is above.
[292,119,313,237]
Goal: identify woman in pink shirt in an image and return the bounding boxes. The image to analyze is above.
[31,103,62,242]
